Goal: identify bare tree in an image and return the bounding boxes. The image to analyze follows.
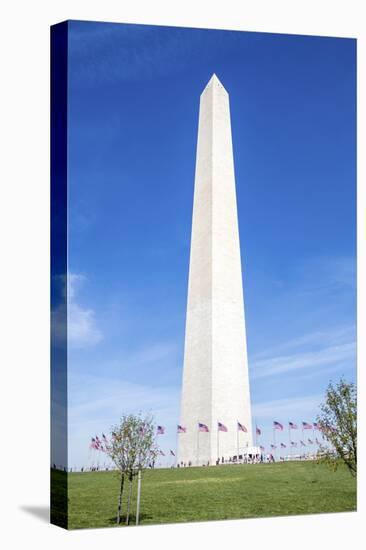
[317,378,357,477]
[102,413,158,525]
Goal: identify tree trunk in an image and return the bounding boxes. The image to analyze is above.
[116,472,125,524]
[136,469,142,525]
[125,476,133,525]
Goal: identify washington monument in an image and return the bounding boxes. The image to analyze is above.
[178,74,253,466]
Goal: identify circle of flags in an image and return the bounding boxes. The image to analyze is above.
[88,419,327,468]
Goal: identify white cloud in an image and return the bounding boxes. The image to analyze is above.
[68,373,179,420]
[68,273,85,300]
[252,325,355,360]
[68,301,102,349]
[68,373,180,469]
[250,325,356,380]
[251,342,355,380]
[51,272,103,349]
[252,394,323,419]
[68,273,102,348]
[129,342,178,367]
[292,256,356,297]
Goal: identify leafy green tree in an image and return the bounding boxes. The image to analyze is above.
[317,378,357,477]
[104,413,158,525]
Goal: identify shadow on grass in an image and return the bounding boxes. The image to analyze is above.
[108,513,153,526]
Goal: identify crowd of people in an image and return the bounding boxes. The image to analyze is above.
[54,450,322,472]
[176,453,276,468]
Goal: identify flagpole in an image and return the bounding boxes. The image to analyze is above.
[255,418,258,446]
[237,422,239,462]
[217,421,219,462]
[288,422,292,460]
[175,427,178,468]
[273,426,276,461]
[197,421,199,467]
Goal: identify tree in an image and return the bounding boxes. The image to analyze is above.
[317,378,357,476]
[103,413,158,525]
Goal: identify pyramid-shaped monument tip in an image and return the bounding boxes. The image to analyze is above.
[206,73,227,91]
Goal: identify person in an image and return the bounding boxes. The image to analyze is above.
[188,460,192,467]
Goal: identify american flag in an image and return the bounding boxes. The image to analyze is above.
[289,422,298,429]
[159,450,165,456]
[290,441,297,447]
[157,426,165,435]
[308,439,313,444]
[102,433,107,442]
[237,421,247,432]
[280,443,286,448]
[177,425,187,433]
[218,422,228,432]
[260,445,265,451]
[302,421,312,430]
[170,450,175,456]
[313,422,319,430]
[90,437,97,450]
[198,422,209,432]
[273,421,283,431]
[270,444,277,449]
[256,426,261,435]
[300,440,306,446]
[315,438,321,445]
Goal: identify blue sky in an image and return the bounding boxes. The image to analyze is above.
[64,21,356,468]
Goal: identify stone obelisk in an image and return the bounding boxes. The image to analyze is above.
[178,74,253,466]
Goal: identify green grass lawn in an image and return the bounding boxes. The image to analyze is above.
[54,461,356,529]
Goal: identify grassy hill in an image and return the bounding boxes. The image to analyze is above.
[54,461,356,529]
